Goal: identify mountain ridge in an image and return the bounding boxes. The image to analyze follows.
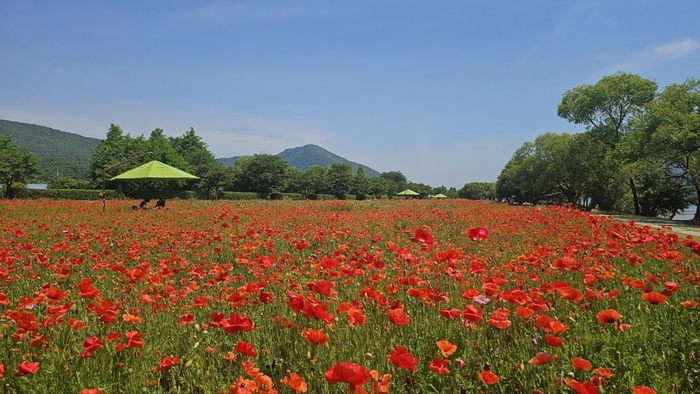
[0,119,382,179]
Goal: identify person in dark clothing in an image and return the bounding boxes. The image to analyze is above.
[155,198,166,208]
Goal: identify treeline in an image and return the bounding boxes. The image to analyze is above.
[3,122,497,200]
[497,72,700,220]
[84,124,459,199]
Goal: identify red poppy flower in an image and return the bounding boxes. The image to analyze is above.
[387,346,419,371]
[641,292,667,305]
[439,308,461,319]
[593,367,613,378]
[282,372,308,393]
[125,330,145,348]
[229,376,258,394]
[15,361,39,377]
[572,356,592,371]
[528,352,552,366]
[515,306,535,319]
[346,308,367,327]
[467,227,489,241]
[159,356,179,371]
[222,313,255,333]
[596,309,621,325]
[301,327,329,345]
[479,370,499,384]
[681,300,698,308]
[386,307,410,326]
[178,313,194,326]
[566,378,598,394]
[428,356,450,374]
[235,340,256,358]
[544,334,563,347]
[436,340,457,357]
[410,228,434,245]
[631,386,657,394]
[324,362,372,386]
[0,364,5,378]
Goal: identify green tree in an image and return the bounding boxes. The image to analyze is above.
[326,163,354,198]
[380,171,407,197]
[302,165,328,196]
[352,165,370,199]
[648,78,700,220]
[0,135,42,197]
[557,72,657,211]
[368,176,389,199]
[48,176,91,190]
[458,182,496,200]
[232,154,289,194]
[171,128,223,198]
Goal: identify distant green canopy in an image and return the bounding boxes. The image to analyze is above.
[110,160,199,180]
[397,189,420,196]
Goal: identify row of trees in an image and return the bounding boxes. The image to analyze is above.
[497,73,700,219]
[3,122,489,201]
[87,124,460,199]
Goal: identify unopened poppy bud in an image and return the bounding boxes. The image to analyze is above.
[365,353,373,360]
[567,372,575,378]
[690,339,699,346]
[194,323,201,331]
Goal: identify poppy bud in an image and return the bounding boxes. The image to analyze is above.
[690,339,699,346]
[364,353,373,360]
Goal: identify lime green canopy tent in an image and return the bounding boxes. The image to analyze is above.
[110,160,199,181]
[432,193,448,199]
[397,189,420,196]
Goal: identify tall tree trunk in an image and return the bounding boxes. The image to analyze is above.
[694,182,700,222]
[629,178,640,215]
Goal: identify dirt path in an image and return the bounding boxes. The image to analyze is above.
[606,214,700,237]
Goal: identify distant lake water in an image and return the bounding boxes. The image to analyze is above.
[674,205,697,220]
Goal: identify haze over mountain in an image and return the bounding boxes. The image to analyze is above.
[1,119,382,180]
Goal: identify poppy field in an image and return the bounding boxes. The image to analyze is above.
[1,199,699,394]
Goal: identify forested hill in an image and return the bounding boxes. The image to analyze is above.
[219,144,381,176]
[0,119,101,180]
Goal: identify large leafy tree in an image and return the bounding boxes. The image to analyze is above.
[380,171,407,197]
[557,72,658,211]
[458,182,496,200]
[0,135,41,197]
[648,78,700,220]
[352,165,370,199]
[326,162,354,198]
[232,154,289,194]
[170,128,226,198]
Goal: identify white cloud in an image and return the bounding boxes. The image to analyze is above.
[653,40,700,58]
[605,39,700,74]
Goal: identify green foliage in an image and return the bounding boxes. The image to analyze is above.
[0,135,42,197]
[231,154,289,194]
[458,182,496,200]
[326,162,354,198]
[15,189,118,200]
[380,171,408,196]
[47,176,92,190]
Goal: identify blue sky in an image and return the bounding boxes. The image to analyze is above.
[1,1,699,188]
